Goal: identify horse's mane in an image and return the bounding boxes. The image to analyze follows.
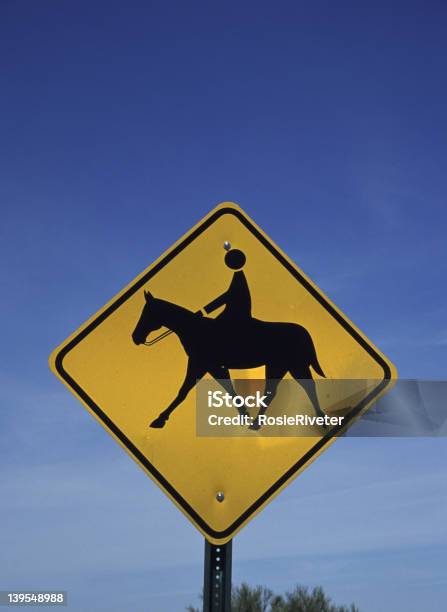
[154,297,195,318]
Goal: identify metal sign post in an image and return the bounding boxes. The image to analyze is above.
[203,539,232,612]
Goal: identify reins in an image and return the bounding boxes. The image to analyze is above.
[142,309,203,347]
[143,329,173,346]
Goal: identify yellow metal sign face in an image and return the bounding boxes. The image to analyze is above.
[49,203,396,543]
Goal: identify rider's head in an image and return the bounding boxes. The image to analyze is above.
[224,249,246,270]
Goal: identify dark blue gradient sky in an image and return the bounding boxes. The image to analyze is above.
[1,2,447,611]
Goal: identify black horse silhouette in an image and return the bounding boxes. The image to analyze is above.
[132,291,326,430]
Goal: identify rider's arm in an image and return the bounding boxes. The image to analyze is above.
[203,291,228,315]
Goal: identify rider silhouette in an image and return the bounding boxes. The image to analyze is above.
[202,249,251,323]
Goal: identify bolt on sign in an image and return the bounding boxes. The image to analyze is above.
[49,203,397,544]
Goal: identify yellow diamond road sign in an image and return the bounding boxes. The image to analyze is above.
[49,202,396,544]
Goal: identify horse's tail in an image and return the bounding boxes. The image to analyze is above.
[311,353,325,378]
[307,333,325,377]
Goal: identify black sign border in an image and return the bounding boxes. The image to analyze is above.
[54,206,392,540]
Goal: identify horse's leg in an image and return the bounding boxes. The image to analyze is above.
[150,360,205,428]
[290,366,326,419]
[249,364,287,431]
[208,366,248,416]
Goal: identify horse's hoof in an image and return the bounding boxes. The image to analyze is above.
[249,419,261,431]
[150,416,167,428]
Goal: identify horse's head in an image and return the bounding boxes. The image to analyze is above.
[132,291,163,345]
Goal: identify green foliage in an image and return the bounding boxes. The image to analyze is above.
[231,583,274,612]
[186,582,359,612]
[269,585,359,612]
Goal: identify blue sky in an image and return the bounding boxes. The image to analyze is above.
[1,2,447,610]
